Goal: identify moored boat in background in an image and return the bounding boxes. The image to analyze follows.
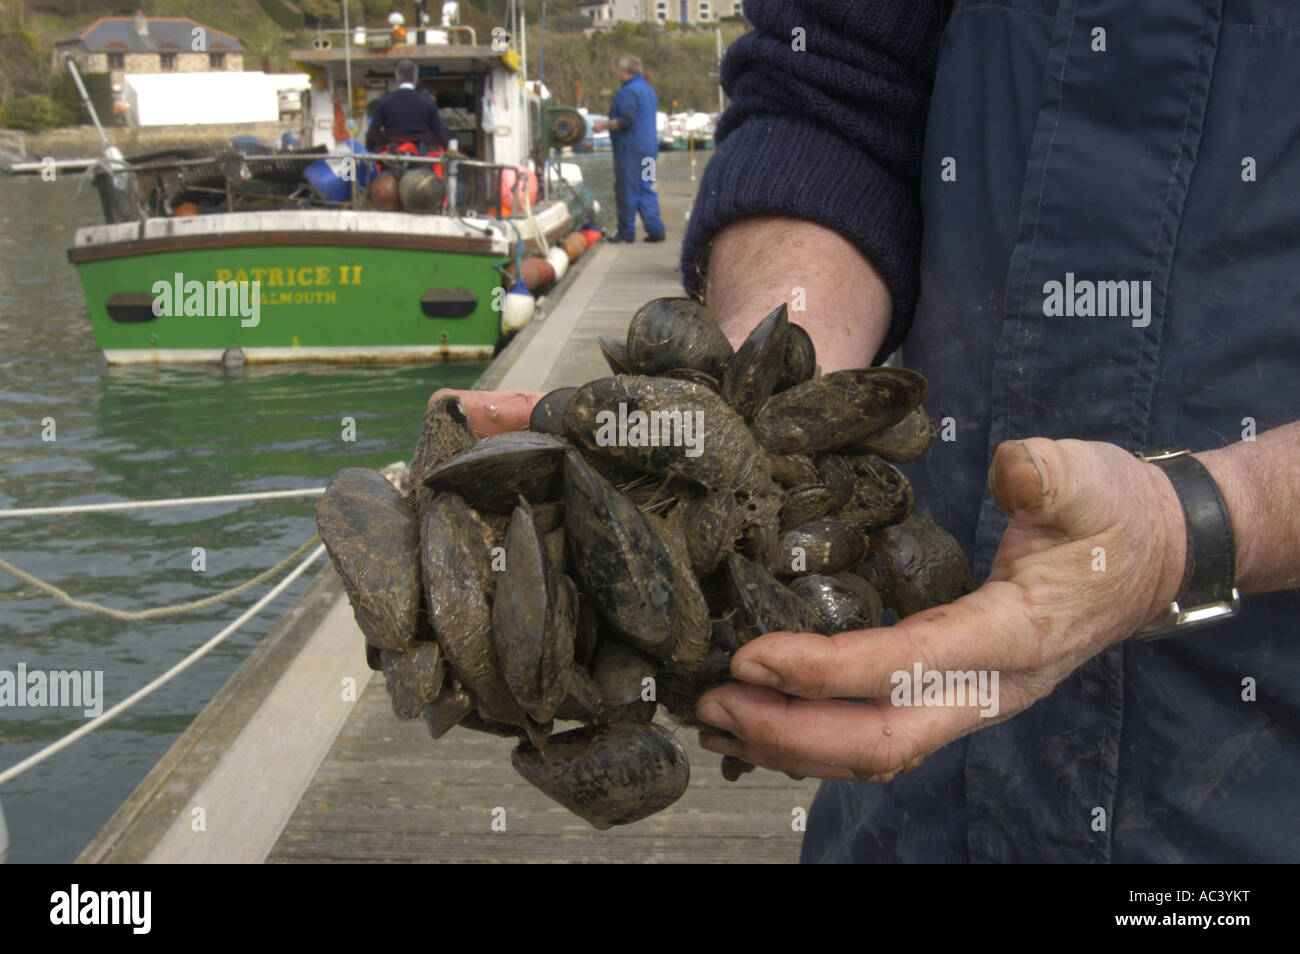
[66,17,600,366]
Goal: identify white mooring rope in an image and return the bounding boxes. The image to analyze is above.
[0,537,321,621]
[0,543,326,787]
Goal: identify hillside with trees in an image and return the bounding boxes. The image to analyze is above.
[0,0,747,130]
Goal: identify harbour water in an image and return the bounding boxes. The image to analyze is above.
[0,149,683,863]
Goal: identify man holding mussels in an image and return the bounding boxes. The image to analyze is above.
[434,1,1300,862]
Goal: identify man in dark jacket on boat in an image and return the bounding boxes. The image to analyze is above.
[437,0,1300,863]
[593,55,665,243]
[365,59,452,154]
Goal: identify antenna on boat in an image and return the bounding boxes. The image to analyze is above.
[63,55,111,153]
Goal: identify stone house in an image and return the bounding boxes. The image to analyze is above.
[53,11,244,79]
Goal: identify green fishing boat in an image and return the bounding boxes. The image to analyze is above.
[67,19,595,366]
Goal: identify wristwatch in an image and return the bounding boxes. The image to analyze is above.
[1133,449,1240,639]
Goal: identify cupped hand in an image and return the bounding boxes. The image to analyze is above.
[428,388,544,438]
[696,438,1189,782]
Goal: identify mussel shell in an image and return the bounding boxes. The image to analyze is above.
[625,296,734,378]
[315,468,421,652]
[553,665,603,722]
[408,396,478,491]
[424,431,569,513]
[775,321,817,392]
[721,303,790,418]
[422,492,529,726]
[590,640,658,722]
[598,335,633,375]
[769,453,819,488]
[721,755,757,782]
[381,642,445,719]
[544,525,567,576]
[779,484,838,530]
[842,454,915,530]
[737,492,783,570]
[529,387,577,436]
[817,454,856,509]
[492,499,577,723]
[873,515,975,618]
[751,367,927,454]
[562,451,678,658]
[776,519,869,577]
[787,574,882,634]
[845,405,931,462]
[651,508,712,671]
[849,548,897,613]
[511,722,690,830]
[655,649,735,724]
[726,551,826,639]
[422,682,474,739]
[675,491,742,575]
[563,375,774,495]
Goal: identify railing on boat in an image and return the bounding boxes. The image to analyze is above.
[97,149,554,224]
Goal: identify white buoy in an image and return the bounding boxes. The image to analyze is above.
[501,285,536,333]
[545,245,570,281]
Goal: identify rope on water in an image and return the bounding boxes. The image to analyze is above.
[0,543,326,788]
[0,536,322,621]
[0,487,326,519]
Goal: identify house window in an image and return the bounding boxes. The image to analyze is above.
[733,1,743,12]
[700,1,710,17]
[108,53,124,70]
[160,53,177,71]
[210,52,225,69]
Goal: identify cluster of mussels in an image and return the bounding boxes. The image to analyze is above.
[315,297,974,830]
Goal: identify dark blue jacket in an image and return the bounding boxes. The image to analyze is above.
[610,74,659,164]
[684,0,1300,863]
[364,86,452,151]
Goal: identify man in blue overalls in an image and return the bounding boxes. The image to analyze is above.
[593,55,665,244]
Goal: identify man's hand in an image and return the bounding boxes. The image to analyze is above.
[695,437,1188,781]
[428,388,543,437]
[592,120,609,133]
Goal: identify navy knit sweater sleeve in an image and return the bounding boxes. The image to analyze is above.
[680,0,945,357]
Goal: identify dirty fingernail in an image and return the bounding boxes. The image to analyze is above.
[695,700,735,732]
[1020,441,1050,495]
[734,660,779,687]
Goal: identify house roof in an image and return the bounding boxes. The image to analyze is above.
[57,17,243,53]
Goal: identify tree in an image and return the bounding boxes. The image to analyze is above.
[3,94,60,130]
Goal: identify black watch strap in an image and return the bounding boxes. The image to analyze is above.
[1136,450,1239,638]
